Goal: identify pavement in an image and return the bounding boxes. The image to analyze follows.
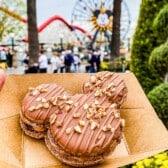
[5,63,87,75]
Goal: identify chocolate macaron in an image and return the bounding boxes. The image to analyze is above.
[20,83,70,139]
[45,88,126,167]
[83,71,127,107]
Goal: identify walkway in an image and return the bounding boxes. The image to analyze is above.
[5,63,87,75]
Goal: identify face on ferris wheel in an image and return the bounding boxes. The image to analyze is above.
[97,13,109,27]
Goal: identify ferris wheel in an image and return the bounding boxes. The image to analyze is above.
[71,0,131,49]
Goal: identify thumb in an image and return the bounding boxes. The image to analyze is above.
[0,68,5,91]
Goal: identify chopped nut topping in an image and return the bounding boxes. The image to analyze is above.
[73,112,81,118]
[98,108,106,116]
[36,97,42,102]
[43,102,50,109]
[32,90,38,96]
[96,72,103,80]
[121,119,125,127]
[79,120,85,126]
[114,112,120,118]
[111,128,115,133]
[107,82,115,89]
[65,105,71,112]
[96,80,102,87]
[90,121,98,130]
[39,87,47,93]
[94,90,102,97]
[74,102,79,107]
[102,125,112,132]
[28,106,36,112]
[84,103,89,110]
[50,97,57,106]
[90,75,97,84]
[86,114,92,120]
[105,92,112,97]
[111,87,116,92]
[41,97,47,103]
[66,127,73,134]
[84,82,91,88]
[35,103,43,110]
[94,100,99,105]
[74,125,82,133]
[110,103,117,109]
[66,100,73,105]
[59,105,64,110]
[61,95,69,100]
[49,113,57,124]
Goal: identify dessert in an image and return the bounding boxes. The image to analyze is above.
[83,71,127,106]
[20,71,127,167]
[20,83,70,139]
[45,74,127,167]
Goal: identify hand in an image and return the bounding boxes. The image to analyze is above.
[0,69,5,91]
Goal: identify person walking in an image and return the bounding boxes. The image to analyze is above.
[88,50,97,73]
[60,51,65,73]
[38,50,48,73]
[50,52,61,73]
[6,49,13,69]
[64,50,74,73]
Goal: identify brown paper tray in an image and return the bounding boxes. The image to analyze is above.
[0,72,168,168]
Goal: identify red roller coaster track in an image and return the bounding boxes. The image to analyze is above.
[0,6,92,42]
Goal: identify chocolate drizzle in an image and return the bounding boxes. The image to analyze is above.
[50,93,122,156]
[22,84,70,124]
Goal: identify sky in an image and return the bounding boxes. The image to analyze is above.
[35,0,141,38]
[20,0,141,43]
[36,0,141,39]
[35,0,141,24]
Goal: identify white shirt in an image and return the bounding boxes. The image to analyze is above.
[38,54,48,69]
[50,56,61,71]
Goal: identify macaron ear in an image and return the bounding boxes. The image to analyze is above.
[0,69,5,91]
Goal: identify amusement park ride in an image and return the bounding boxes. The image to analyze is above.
[0,0,131,51]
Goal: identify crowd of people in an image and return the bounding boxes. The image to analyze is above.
[0,47,104,74]
[23,49,82,74]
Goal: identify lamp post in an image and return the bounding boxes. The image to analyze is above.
[59,34,63,51]
[10,33,15,52]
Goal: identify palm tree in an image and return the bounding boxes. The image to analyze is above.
[110,0,121,60]
[27,0,39,68]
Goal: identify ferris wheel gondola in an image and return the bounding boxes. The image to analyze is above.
[71,0,131,50]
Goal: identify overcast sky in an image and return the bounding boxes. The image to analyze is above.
[36,0,141,24]
[35,0,141,37]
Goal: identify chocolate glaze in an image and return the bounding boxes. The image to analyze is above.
[83,71,127,106]
[49,93,124,157]
[21,84,70,124]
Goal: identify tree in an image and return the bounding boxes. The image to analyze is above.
[153,4,168,43]
[110,0,121,60]
[0,0,26,40]
[130,0,168,94]
[147,83,168,129]
[149,41,168,81]
[27,0,39,66]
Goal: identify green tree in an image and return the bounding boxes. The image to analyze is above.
[0,0,26,40]
[27,0,39,66]
[110,0,122,60]
[130,0,168,94]
[149,41,168,81]
[153,4,168,43]
[148,83,168,129]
